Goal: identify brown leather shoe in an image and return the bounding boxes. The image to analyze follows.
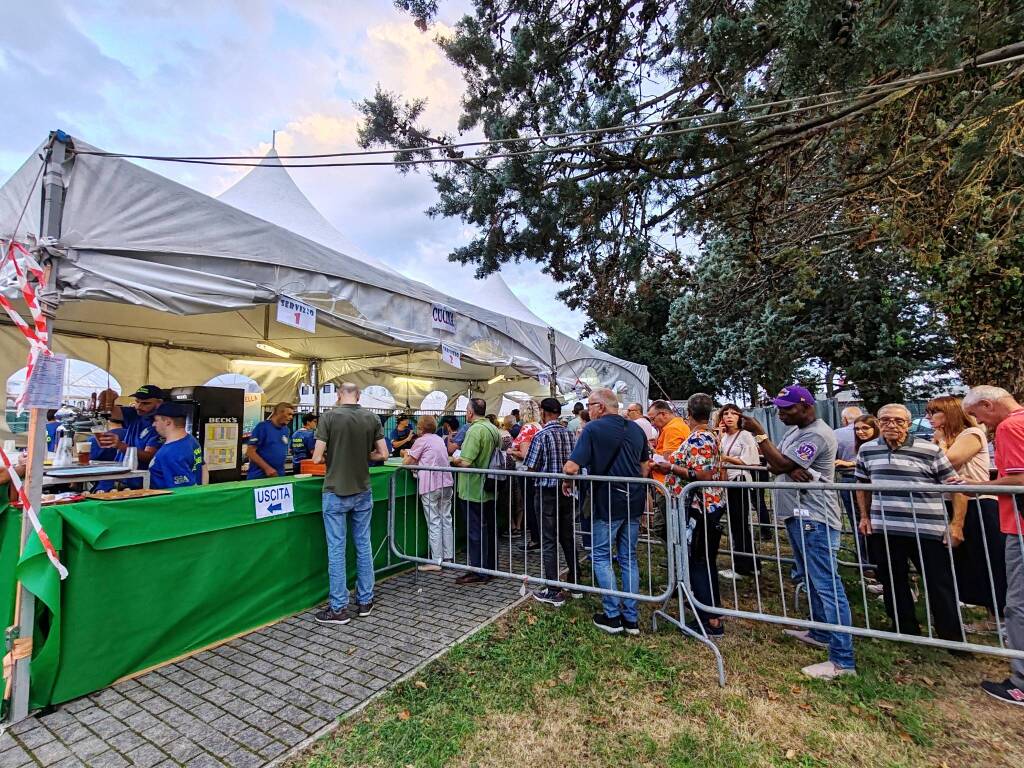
[455,572,487,584]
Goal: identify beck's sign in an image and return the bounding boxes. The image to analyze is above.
[431,303,456,333]
[254,483,295,520]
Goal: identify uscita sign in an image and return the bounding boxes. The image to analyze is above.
[254,483,295,519]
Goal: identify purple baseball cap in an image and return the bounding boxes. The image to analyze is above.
[772,385,816,408]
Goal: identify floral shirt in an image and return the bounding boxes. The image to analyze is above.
[511,422,540,451]
[663,429,726,515]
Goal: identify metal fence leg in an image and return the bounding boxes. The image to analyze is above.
[652,493,727,687]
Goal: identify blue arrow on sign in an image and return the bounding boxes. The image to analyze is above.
[268,502,283,514]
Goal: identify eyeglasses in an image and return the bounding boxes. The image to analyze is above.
[586,401,603,409]
[878,417,909,425]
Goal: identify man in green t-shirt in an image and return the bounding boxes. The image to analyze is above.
[311,383,388,626]
[451,397,501,584]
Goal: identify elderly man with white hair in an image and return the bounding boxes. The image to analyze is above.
[855,403,963,644]
[963,385,1024,706]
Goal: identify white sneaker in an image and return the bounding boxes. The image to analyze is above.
[801,661,856,680]
[784,629,828,649]
[417,563,442,572]
[718,569,744,580]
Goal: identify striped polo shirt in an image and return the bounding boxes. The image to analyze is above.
[854,435,959,539]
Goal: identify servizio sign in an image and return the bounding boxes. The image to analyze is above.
[254,483,295,520]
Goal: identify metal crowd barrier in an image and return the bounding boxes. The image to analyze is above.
[674,479,1024,684]
[388,464,676,607]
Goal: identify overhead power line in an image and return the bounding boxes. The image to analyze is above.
[71,48,1024,170]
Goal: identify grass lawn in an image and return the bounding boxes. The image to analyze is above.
[291,586,1024,768]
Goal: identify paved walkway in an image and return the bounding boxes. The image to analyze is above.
[0,567,523,768]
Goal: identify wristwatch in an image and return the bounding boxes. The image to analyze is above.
[754,434,769,445]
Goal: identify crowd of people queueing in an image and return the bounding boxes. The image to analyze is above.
[303,381,1024,707]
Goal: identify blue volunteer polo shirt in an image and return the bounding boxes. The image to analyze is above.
[247,420,290,478]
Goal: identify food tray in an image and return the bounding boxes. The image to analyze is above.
[44,465,132,479]
[82,489,172,501]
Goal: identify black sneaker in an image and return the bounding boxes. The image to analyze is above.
[532,588,566,607]
[593,613,623,635]
[314,607,351,625]
[622,619,640,636]
[686,618,724,637]
[356,601,374,617]
[981,679,1024,706]
[518,540,541,552]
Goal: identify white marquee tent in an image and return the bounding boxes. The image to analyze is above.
[0,134,648,420]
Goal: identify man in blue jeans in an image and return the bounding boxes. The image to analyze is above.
[562,388,650,636]
[742,385,856,680]
[311,383,389,625]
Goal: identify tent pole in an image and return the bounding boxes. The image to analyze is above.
[546,327,558,398]
[9,132,68,724]
[311,360,320,415]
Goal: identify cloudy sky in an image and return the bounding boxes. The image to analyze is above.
[0,0,587,337]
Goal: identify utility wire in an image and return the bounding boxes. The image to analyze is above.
[71,50,1024,168]
[69,92,922,170]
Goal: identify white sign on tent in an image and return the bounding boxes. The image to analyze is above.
[431,303,456,334]
[441,343,462,369]
[276,296,316,333]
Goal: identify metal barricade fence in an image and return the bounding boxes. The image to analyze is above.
[672,478,1024,684]
[388,464,676,609]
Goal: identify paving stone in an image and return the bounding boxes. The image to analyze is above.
[125,743,168,768]
[124,711,164,734]
[256,741,287,760]
[89,750,132,768]
[164,738,203,762]
[222,748,267,768]
[51,756,88,768]
[38,710,78,730]
[209,713,247,737]
[30,738,72,763]
[0,742,34,767]
[107,699,144,720]
[183,754,226,768]
[138,723,180,748]
[68,734,110,760]
[230,728,272,754]
[268,722,304,746]
[51,721,94,745]
[90,716,131,739]
[297,715,330,734]
[136,696,175,717]
[16,724,57,749]
[199,732,241,760]
[72,707,109,726]
[107,729,150,755]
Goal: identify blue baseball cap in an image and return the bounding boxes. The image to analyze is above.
[772,385,816,408]
[153,402,186,418]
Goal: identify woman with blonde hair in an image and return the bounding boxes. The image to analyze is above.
[927,395,1006,624]
[507,398,542,551]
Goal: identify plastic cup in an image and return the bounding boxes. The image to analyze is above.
[77,442,92,466]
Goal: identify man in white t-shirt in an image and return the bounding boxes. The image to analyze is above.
[625,402,657,443]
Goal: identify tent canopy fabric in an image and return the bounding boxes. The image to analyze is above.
[0,135,648,413]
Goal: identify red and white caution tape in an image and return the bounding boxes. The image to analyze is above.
[0,447,68,580]
[0,240,53,413]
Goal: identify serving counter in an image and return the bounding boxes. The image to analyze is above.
[0,466,419,710]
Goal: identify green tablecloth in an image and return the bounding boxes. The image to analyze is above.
[7,467,419,709]
[0,503,20,715]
